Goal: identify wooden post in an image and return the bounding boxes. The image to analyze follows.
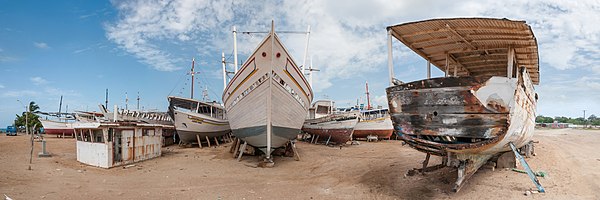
[229,137,238,153]
[237,141,247,161]
[422,153,431,175]
[214,137,220,146]
[291,141,300,161]
[310,134,315,144]
[314,135,319,144]
[199,135,204,148]
[205,136,211,148]
[232,139,241,158]
[325,135,332,145]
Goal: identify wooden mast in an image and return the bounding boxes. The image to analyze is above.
[365,81,371,110]
[190,58,196,99]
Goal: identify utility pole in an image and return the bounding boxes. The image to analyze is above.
[137,92,140,110]
[125,92,129,110]
[583,110,587,128]
[105,89,109,109]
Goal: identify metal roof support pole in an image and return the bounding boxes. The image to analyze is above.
[387,29,394,86]
[445,54,449,77]
[233,26,238,74]
[427,61,431,79]
[507,46,514,78]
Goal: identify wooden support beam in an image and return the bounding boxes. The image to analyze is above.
[232,139,241,158]
[197,135,202,148]
[445,24,477,50]
[214,137,220,146]
[291,141,300,161]
[206,136,211,148]
[229,137,238,153]
[237,141,247,161]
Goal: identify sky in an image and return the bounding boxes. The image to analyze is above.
[1,0,599,127]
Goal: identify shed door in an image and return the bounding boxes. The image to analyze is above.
[121,130,134,161]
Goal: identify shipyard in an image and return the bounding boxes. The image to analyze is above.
[2,1,600,200]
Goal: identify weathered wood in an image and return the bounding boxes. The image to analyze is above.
[196,135,202,149]
[205,136,211,148]
[422,153,431,175]
[309,134,315,144]
[237,141,247,161]
[291,141,300,161]
[232,139,241,158]
[214,137,220,146]
[229,137,237,153]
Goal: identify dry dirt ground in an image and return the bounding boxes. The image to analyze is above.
[1,128,599,199]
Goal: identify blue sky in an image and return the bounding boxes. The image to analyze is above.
[1,0,599,127]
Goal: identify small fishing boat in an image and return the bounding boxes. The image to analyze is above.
[168,96,230,143]
[353,109,393,140]
[39,118,75,137]
[223,22,313,161]
[302,99,359,144]
[385,18,539,192]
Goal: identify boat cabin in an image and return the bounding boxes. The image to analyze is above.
[168,96,227,120]
[73,122,171,168]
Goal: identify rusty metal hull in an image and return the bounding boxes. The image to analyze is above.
[386,70,536,156]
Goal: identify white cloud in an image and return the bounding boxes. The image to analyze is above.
[34,42,49,49]
[105,0,600,116]
[2,90,40,98]
[0,84,5,89]
[30,77,48,85]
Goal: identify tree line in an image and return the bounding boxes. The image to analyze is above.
[536,114,600,126]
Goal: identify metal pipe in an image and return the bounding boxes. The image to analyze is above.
[427,61,431,79]
[301,25,311,76]
[387,29,394,86]
[233,26,238,74]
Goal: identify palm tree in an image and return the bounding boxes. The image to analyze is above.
[14,101,42,133]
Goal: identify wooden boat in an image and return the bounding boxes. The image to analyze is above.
[168,96,230,143]
[385,18,539,192]
[353,109,393,140]
[303,111,359,145]
[302,100,359,144]
[222,23,313,160]
[39,118,75,136]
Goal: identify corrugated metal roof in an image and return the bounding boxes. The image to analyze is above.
[387,18,539,84]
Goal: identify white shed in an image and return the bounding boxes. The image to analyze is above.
[73,122,172,168]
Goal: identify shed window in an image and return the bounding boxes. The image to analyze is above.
[142,129,155,136]
[93,129,104,143]
[76,130,82,141]
[82,130,91,142]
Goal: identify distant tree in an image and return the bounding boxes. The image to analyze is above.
[589,114,600,126]
[535,115,553,123]
[14,101,42,133]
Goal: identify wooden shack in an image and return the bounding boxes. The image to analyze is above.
[73,122,172,168]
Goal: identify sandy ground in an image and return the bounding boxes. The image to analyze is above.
[1,128,599,200]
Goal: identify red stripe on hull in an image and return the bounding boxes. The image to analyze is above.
[302,128,353,144]
[43,129,75,135]
[352,129,393,139]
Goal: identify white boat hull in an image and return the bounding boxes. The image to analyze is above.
[223,28,313,156]
[172,109,230,143]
